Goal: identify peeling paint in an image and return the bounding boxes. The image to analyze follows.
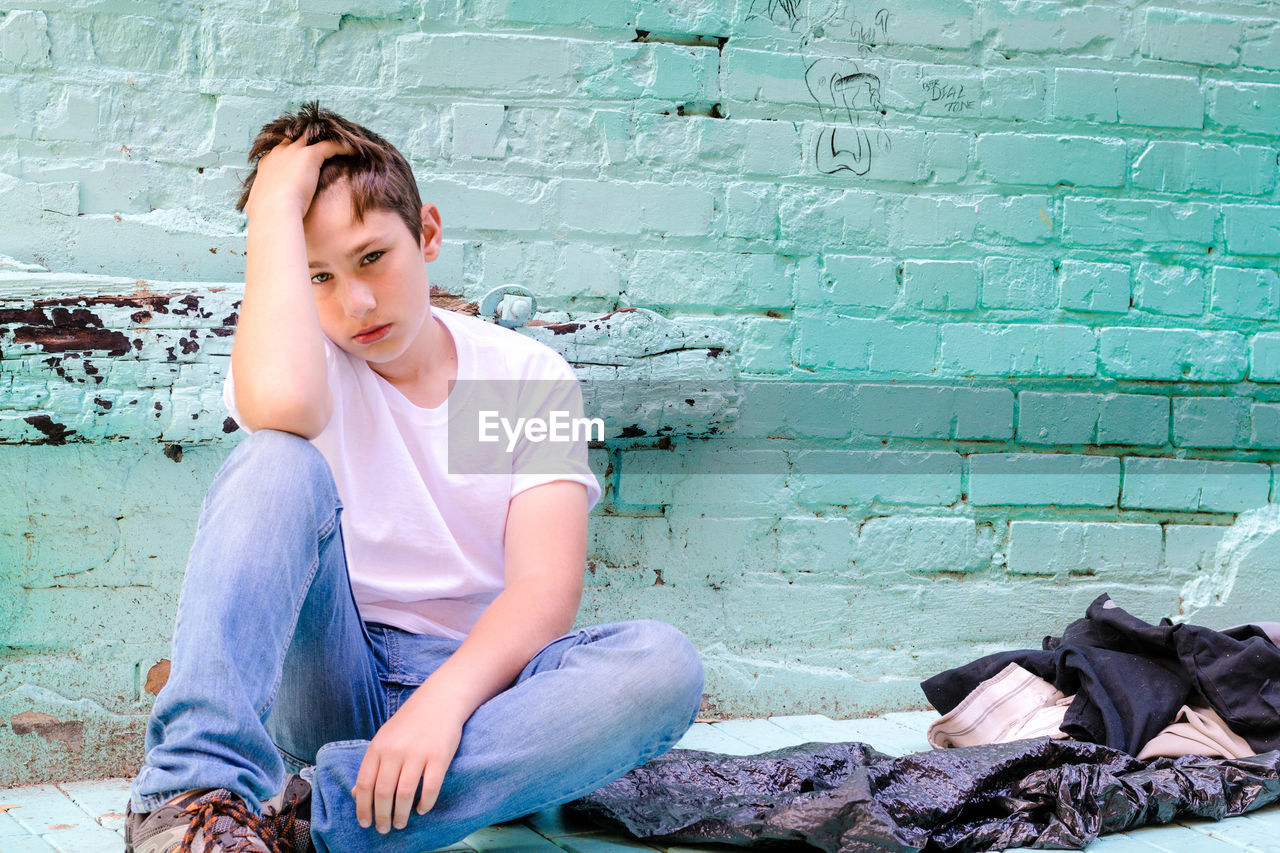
[144,659,171,695]
[10,711,84,753]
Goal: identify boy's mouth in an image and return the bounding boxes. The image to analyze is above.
[353,323,392,345]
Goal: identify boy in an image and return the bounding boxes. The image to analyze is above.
[125,103,704,853]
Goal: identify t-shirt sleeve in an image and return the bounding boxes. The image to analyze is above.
[508,352,602,511]
[222,339,344,435]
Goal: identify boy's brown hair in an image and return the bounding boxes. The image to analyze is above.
[236,102,424,242]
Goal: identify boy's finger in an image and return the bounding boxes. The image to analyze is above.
[392,761,423,830]
[307,138,353,159]
[373,761,401,834]
[416,762,448,815]
[352,753,379,829]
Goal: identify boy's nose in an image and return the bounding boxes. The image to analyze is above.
[342,279,376,317]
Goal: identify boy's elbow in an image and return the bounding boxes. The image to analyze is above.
[236,389,332,440]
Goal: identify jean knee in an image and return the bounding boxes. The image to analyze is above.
[219,429,336,502]
[625,620,705,725]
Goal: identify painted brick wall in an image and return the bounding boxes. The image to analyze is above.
[2,0,1279,783]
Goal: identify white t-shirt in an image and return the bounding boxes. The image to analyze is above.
[224,305,601,639]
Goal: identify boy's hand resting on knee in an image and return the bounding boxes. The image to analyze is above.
[353,693,465,834]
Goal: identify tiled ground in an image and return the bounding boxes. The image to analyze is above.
[3,712,1277,853]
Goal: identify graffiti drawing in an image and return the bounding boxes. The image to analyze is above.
[805,58,891,175]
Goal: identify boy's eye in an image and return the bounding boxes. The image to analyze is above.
[311,272,332,284]
[362,251,384,265]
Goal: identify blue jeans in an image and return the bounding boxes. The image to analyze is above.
[129,430,704,852]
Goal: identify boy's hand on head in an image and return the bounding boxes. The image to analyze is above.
[352,701,464,834]
[243,136,351,222]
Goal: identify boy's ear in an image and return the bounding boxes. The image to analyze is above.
[419,203,443,262]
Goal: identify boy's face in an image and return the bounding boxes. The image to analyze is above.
[302,180,442,369]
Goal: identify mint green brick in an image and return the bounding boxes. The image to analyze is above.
[634,2,730,35]
[1210,81,1280,134]
[792,450,961,507]
[1117,72,1203,129]
[1063,198,1216,250]
[1172,397,1250,448]
[989,3,1124,52]
[1132,142,1277,195]
[953,387,1016,440]
[396,33,577,95]
[1097,394,1169,446]
[938,324,1096,377]
[1006,521,1162,577]
[976,134,1125,187]
[895,195,979,246]
[1164,524,1228,578]
[893,194,1054,248]
[1242,21,1280,71]
[980,68,1047,121]
[1250,403,1280,449]
[738,318,793,375]
[725,182,779,240]
[1053,69,1117,122]
[796,316,937,374]
[1250,333,1280,382]
[200,20,313,81]
[977,194,1055,244]
[1059,260,1130,313]
[734,382,854,439]
[1053,70,1203,128]
[300,0,413,28]
[88,14,188,74]
[551,244,622,300]
[614,447,789,511]
[800,255,898,309]
[902,260,978,311]
[422,176,543,233]
[1017,392,1100,444]
[1143,8,1242,67]
[554,179,713,237]
[626,251,790,311]
[853,385,1013,440]
[591,43,719,102]
[720,46,810,107]
[1100,328,1246,381]
[1211,266,1280,320]
[452,103,507,159]
[981,257,1055,310]
[1122,457,1271,512]
[739,119,804,176]
[780,188,884,248]
[774,515,854,577]
[1224,204,1280,257]
[0,11,50,69]
[856,517,993,576]
[1134,262,1206,317]
[503,0,637,30]
[969,453,1120,507]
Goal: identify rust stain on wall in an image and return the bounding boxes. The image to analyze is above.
[10,711,85,753]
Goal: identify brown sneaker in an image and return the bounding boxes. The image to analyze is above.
[124,788,282,853]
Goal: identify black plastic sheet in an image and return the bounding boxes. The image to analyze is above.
[568,739,1280,852]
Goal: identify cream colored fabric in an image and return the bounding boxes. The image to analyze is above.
[928,662,1071,749]
[1137,705,1255,760]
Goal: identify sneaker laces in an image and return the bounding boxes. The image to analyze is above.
[263,791,311,853]
[175,790,294,853]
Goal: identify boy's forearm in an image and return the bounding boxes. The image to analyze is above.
[401,571,583,726]
[232,202,332,437]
